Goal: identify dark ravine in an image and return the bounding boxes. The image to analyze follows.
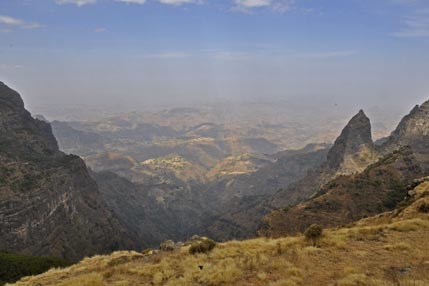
[0,82,135,261]
[89,145,329,244]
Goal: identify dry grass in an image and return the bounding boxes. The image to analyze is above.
[9,186,429,286]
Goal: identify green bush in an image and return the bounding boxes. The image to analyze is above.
[189,239,216,255]
[0,252,71,285]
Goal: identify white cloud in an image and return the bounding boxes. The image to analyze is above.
[232,0,294,13]
[115,0,147,4]
[0,64,24,70]
[55,0,97,6]
[211,51,257,61]
[234,0,271,8]
[143,52,190,59]
[0,15,43,30]
[115,0,202,5]
[295,50,357,60]
[272,1,294,13]
[0,15,23,26]
[94,27,108,32]
[158,0,202,5]
[392,10,429,38]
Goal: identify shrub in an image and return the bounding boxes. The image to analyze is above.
[418,202,429,213]
[304,224,323,246]
[160,240,176,252]
[189,239,216,255]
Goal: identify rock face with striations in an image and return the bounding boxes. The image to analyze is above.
[326,110,379,175]
[0,82,134,261]
[381,100,429,171]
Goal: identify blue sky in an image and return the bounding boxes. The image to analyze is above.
[1,0,429,112]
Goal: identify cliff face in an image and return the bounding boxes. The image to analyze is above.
[326,110,379,175]
[381,100,429,171]
[0,82,134,261]
[259,102,429,237]
[267,110,380,210]
[383,101,429,147]
[259,147,423,237]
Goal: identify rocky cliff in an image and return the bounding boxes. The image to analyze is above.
[259,101,429,237]
[381,100,429,171]
[326,110,379,175]
[266,110,381,211]
[0,82,134,261]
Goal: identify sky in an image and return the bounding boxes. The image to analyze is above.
[1,0,429,114]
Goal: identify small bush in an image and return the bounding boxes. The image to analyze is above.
[189,239,216,255]
[418,202,429,213]
[304,224,323,246]
[160,240,176,252]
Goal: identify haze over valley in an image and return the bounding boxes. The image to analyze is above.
[1,0,429,285]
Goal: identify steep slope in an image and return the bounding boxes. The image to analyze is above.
[325,110,378,175]
[51,121,106,156]
[260,101,429,237]
[0,82,134,261]
[381,100,429,170]
[259,147,424,236]
[12,181,429,286]
[266,110,380,210]
[91,171,210,247]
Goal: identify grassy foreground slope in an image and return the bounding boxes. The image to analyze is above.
[10,183,429,286]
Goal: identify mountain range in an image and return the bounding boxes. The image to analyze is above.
[1,80,429,267]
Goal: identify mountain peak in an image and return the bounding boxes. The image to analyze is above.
[0,81,25,110]
[0,82,59,158]
[384,99,429,149]
[420,100,429,110]
[381,100,429,171]
[353,109,368,121]
[326,110,377,174]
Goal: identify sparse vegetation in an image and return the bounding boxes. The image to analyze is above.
[10,215,429,286]
[9,182,429,286]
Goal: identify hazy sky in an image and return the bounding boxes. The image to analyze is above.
[1,0,429,113]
